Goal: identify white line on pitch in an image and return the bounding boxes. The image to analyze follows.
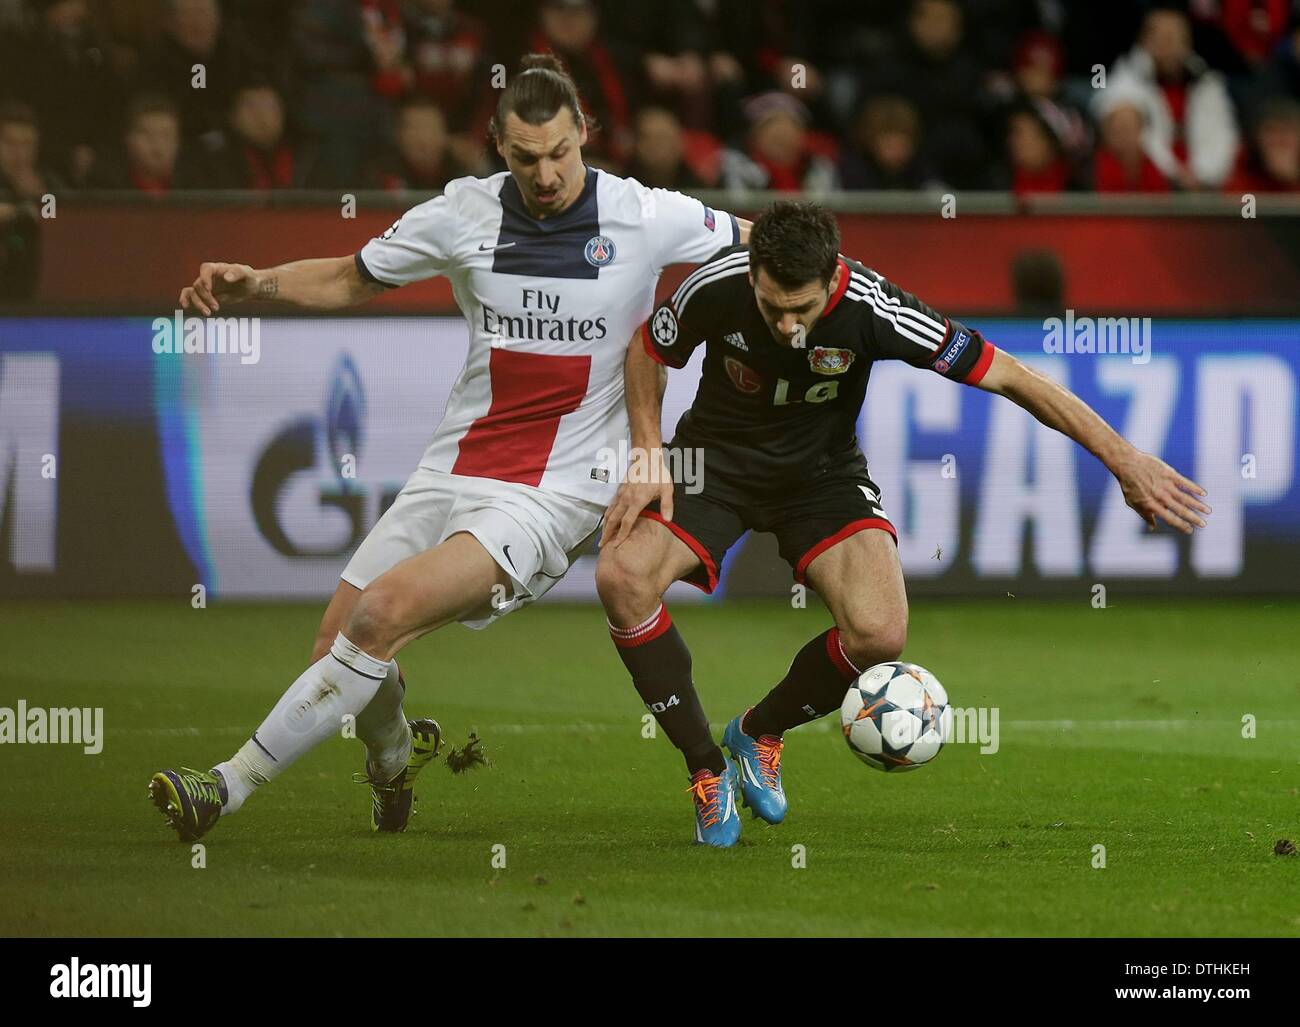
[114,718,1300,737]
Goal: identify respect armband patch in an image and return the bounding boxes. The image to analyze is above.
[932,328,971,374]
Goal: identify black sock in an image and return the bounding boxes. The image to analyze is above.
[609,604,725,776]
[745,627,860,739]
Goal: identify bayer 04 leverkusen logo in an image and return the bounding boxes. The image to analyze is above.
[584,234,616,267]
[807,346,855,375]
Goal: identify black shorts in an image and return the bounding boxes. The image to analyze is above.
[641,450,896,594]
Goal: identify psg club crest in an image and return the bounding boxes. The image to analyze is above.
[808,346,854,375]
[584,234,616,267]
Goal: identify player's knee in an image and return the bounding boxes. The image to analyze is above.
[839,613,907,667]
[595,548,659,619]
[344,584,411,654]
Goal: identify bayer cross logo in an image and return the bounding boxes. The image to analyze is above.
[584,234,616,267]
[651,306,678,346]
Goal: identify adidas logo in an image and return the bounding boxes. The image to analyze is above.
[723,331,748,351]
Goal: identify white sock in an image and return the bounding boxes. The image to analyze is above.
[214,633,390,815]
[355,659,412,783]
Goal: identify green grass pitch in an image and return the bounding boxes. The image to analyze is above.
[0,597,1296,937]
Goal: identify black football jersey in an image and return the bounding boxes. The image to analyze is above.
[642,245,996,488]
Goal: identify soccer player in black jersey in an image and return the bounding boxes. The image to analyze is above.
[595,201,1211,847]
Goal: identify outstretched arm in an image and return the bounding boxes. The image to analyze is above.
[600,326,674,548]
[976,348,1210,534]
[179,255,384,315]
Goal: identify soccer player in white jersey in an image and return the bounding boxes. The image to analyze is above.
[149,55,746,841]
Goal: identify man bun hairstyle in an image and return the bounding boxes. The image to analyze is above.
[748,200,841,289]
[489,53,595,142]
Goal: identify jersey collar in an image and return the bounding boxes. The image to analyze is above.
[821,258,852,318]
[499,164,599,231]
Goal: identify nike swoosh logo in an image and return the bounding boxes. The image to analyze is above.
[502,544,516,571]
[478,241,517,251]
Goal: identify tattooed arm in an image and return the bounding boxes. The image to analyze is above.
[179,256,384,314]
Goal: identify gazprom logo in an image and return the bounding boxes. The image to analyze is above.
[251,352,387,558]
[326,355,365,482]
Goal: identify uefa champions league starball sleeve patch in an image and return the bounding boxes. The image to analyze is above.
[651,305,679,347]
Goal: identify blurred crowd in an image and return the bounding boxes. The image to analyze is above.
[1,0,1300,213]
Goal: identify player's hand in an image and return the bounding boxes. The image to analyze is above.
[179,262,262,315]
[1114,450,1210,535]
[600,447,674,549]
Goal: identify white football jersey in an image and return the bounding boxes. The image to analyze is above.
[356,167,738,504]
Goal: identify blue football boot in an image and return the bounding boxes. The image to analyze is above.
[687,758,741,847]
[723,710,788,824]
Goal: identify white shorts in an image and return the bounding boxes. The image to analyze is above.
[340,468,605,629]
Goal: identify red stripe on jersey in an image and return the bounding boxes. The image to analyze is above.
[964,340,997,386]
[821,259,852,316]
[641,322,668,366]
[638,510,719,593]
[452,348,591,487]
[794,517,897,584]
